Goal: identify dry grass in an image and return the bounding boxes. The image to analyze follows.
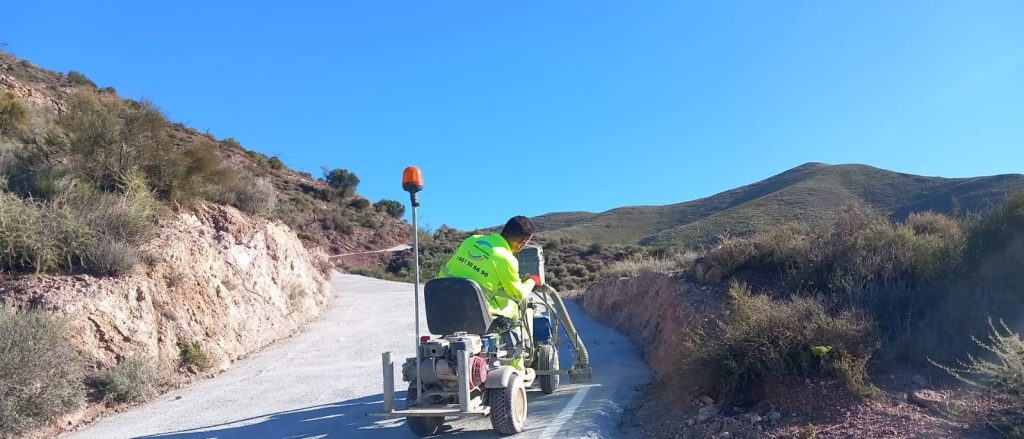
[0,309,85,436]
[931,318,1024,403]
[212,172,277,216]
[603,255,679,277]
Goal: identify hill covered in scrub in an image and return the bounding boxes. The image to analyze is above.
[580,194,1024,438]
[532,162,1024,247]
[0,50,408,272]
[380,163,1024,293]
[0,50,407,436]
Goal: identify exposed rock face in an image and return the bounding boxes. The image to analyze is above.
[0,74,65,113]
[579,272,725,377]
[1,204,332,374]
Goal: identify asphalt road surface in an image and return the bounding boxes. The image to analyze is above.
[65,273,651,439]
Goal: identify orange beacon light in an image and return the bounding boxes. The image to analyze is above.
[402,166,424,193]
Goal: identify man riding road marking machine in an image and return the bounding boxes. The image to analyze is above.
[369,166,592,436]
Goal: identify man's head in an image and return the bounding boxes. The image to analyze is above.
[501,215,535,254]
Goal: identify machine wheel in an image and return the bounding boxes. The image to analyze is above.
[490,373,528,434]
[537,344,560,394]
[406,386,445,437]
[407,416,444,437]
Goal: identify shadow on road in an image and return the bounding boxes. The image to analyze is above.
[134,392,509,439]
[136,393,414,439]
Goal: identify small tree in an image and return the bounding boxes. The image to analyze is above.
[324,168,359,198]
[374,199,405,219]
[0,90,29,139]
[268,156,284,170]
[66,70,96,88]
[220,137,242,149]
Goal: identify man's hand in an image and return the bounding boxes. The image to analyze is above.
[527,274,543,287]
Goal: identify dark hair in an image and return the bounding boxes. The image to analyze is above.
[501,215,535,241]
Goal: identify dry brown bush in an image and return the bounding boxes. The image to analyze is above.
[0,309,85,436]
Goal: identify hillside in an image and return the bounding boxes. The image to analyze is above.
[0,50,408,261]
[578,193,1024,438]
[533,162,1024,247]
[0,51,406,436]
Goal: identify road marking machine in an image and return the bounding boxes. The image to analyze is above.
[369,166,592,436]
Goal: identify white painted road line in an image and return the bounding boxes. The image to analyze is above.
[537,386,593,439]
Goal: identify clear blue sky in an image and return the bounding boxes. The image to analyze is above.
[7,1,1023,230]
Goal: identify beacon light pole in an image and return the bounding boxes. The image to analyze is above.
[402,166,424,404]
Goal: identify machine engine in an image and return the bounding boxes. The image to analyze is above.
[402,333,484,388]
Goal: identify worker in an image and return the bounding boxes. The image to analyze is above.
[438,215,542,370]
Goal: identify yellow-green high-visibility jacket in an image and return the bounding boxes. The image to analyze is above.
[438,233,536,319]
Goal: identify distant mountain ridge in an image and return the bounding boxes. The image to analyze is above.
[532,163,1024,247]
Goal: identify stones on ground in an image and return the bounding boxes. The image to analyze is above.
[910,389,947,414]
[769,411,782,424]
[698,405,720,421]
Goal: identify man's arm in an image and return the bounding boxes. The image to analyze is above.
[494,248,535,302]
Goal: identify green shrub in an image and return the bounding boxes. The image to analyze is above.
[49,90,231,204]
[0,171,162,275]
[0,309,85,436]
[49,91,130,187]
[220,137,243,149]
[0,192,98,273]
[0,90,29,139]
[0,192,43,271]
[323,210,354,235]
[74,172,159,245]
[177,340,212,371]
[358,213,379,228]
[267,156,284,170]
[94,356,159,403]
[374,199,405,219]
[964,192,1024,263]
[325,168,359,198]
[681,282,875,401]
[348,197,370,210]
[931,318,1024,403]
[66,70,96,87]
[750,223,811,280]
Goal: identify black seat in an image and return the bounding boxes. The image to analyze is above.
[424,278,493,335]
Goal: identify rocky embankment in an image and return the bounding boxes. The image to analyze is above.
[579,270,724,378]
[578,266,1005,438]
[0,205,332,431]
[580,269,824,438]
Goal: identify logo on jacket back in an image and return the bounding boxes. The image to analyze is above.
[468,240,494,260]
